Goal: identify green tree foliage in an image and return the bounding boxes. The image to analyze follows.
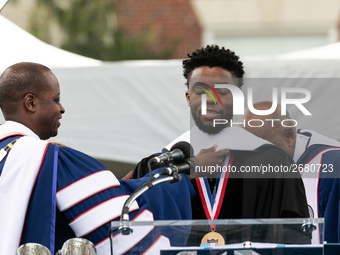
[28,0,172,61]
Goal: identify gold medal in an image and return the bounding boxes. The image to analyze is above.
[196,155,234,247]
[201,229,225,246]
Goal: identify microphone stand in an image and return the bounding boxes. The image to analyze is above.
[118,166,182,235]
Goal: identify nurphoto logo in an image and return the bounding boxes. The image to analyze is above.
[199,84,312,128]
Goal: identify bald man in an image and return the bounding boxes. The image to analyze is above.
[244,101,340,243]
[0,62,194,254]
[244,101,296,159]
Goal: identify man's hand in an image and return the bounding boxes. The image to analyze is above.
[196,144,229,167]
[122,170,133,181]
[189,145,229,179]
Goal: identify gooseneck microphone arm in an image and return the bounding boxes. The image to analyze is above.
[118,173,181,235]
[118,142,197,235]
[119,157,200,228]
[120,175,179,220]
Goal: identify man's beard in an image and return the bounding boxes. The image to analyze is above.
[191,109,233,134]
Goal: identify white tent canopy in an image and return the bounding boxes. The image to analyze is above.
[277,42,340,60]
[49,56,340,167]
[0,0,9,12]
[51,61,189,165]
[0,15,101,71]
[1,15,340,176]
[243,48,340,141]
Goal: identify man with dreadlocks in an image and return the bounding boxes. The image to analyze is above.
[133,45,310,245]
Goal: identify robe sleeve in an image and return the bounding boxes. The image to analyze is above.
[242,146,309,218]
[55,145,195,254]
[316,147,340,243]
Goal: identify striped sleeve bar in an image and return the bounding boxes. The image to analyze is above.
[142,235,171,255]
[57,170,120,212]
[69,195,139,237]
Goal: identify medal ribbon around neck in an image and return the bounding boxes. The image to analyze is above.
[196,152,234,226]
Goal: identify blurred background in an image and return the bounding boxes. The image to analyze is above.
[1,0,340,178]
[3,0,340,60]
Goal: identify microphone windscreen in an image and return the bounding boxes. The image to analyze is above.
[184,157,201,175]
[170,141,193,159]
[189,157,201,167]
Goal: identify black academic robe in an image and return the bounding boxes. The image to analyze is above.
[191,147,308,219]
[133,145,310,245]
[189,146,310,245]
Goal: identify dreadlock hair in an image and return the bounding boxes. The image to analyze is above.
[182,45,245,88]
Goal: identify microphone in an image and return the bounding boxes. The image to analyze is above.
[118,148,199,235]
[160,157,201,176]
[149,141,193,164]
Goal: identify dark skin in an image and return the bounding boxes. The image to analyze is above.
[185,66,231,173]
[124,66,231,181]
[186,66,234,134]
[2,64,65,140]
[243,101,296,158]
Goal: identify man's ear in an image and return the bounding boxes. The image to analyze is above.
[185,90,190,107]
[24,93,37,113]
[284,127,295,147]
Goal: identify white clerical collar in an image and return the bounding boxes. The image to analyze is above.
[0,121,40,140]
[300,129,340,148]
[293,129,340,162]
[165,125,272,155]
[293,132,310,162]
